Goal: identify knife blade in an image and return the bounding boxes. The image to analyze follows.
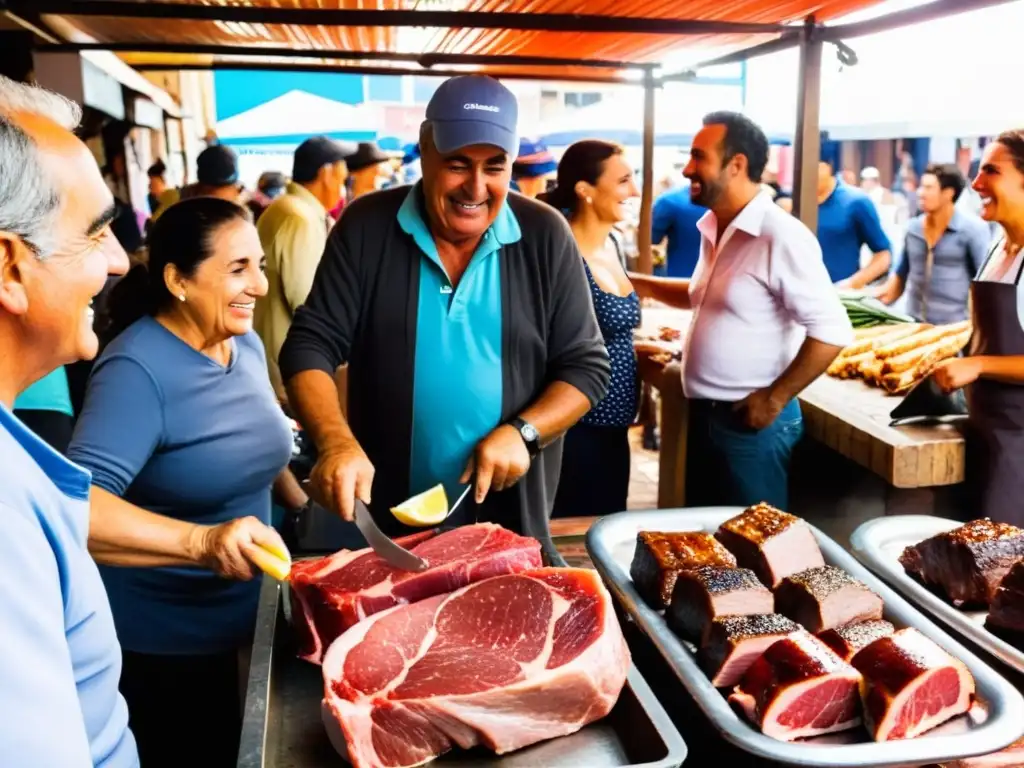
[447,481,473,521]
[354,499,429,572]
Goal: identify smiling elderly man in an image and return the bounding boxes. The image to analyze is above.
[0,74,288,767]
[280,75,609,541]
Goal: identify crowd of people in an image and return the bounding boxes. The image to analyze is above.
[5,65,1024,768]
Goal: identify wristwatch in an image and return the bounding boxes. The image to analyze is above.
[509,417,541,458]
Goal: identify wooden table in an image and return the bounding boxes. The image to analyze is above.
[637,308,968,540]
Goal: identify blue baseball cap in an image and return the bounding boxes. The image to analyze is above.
[425,75,518,157]
[513,137,557,178]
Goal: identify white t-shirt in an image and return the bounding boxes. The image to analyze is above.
[682,191,854,401]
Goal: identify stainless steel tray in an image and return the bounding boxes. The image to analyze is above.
[851,515,1024,675]
[586,507,1024,768]
[237,575,688,768]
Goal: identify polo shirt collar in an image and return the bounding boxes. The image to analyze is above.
[397,183,522,263]
[0,400,91,500]
[696,189,772,246]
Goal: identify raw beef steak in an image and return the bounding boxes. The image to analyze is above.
[289,524,542,663]
[851,628,975,741]
[730,630,863,741]
[715,503,825,587]
[899,519,1024,606]
[320,568,631,768]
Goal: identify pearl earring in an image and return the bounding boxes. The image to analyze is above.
[178,294,186,302]
[586,196,593,205]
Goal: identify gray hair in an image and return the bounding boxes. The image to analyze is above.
[0,74,82,258]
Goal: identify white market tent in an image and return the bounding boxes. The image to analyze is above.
[215,89,379,142]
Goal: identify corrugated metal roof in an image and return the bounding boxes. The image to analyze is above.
[26,0,891,81]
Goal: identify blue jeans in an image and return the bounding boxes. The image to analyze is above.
[685,398,804,510]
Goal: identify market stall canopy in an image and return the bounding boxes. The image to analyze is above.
[215,90,379,144]
[15,0,892,83]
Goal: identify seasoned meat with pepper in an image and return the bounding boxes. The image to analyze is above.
[715,503,824,588]
[630,531,737,608]
[666,565,773,644]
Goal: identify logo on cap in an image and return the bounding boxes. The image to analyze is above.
[464,103,500,113]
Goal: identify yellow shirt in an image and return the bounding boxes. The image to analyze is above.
[254,182,331,398]
[150,188,181,221]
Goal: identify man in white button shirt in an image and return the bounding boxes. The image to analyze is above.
[633,112,852,508]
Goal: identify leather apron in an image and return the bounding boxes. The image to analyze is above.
[965,241,1024,526]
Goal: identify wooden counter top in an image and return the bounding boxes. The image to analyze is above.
[637,307,965,491]
[800,375,965,488]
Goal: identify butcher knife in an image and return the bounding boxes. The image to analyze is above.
[354,499,429,572]
[889,373,968,426]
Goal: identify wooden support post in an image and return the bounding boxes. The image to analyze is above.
[792,19,823,232]
[636,67,656,274]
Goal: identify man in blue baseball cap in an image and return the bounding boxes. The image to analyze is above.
[279,75,609,548]
[512,138,557,199]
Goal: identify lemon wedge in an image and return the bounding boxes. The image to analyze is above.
[391,483,449,527]
[249,543,292,581]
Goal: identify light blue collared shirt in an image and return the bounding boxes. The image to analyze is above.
[0,402,137,768]
[895,209,993,324]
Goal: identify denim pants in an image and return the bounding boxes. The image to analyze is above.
[685,398,804,510]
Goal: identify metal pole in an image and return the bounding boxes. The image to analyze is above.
[637,68,656,274]
[792,19,823,232]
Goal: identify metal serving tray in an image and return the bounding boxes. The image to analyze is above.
[851,515,1024,676]
[586,507,1024,768]
[237,574,688,768]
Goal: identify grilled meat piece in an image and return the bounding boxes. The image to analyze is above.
[666,565,773,644]
[630,531,737,608]
[851,628,975,741]
[900,519,1024,606]
[700,613,799,688]
[729,630,863,742]
[774,566,884,633]
[817,620,895,662]
[715,503,825,588]
[985,561,1024,640]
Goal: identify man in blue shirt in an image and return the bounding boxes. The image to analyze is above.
[876,163,992,324]
[651,186,705,277]
[816,159,892,287]
[0,75,289,767]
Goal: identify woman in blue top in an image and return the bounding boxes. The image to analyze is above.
[542,141,641,517]
[68,198,303,767]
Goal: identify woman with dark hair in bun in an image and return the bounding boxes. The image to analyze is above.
[68,197,306,767]
[933,129,1024,526]
[540,140,641,517]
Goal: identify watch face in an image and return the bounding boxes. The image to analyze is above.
[521,423,539,442]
